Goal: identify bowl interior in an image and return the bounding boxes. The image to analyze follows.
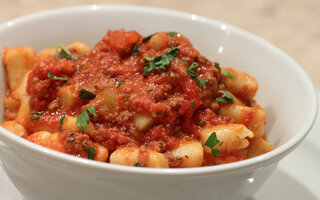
[0,5,317,167]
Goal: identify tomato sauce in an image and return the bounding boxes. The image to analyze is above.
[23,29,235,167]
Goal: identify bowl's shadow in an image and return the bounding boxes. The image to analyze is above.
[247,169,318,200]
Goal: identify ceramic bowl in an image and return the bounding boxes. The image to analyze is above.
[0,5,317,200]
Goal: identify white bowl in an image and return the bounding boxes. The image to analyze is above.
[0,5,317,200]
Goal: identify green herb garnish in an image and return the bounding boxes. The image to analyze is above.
[117,80,125,88]
[167,32,178,38]
[66,133,75,144]
[190,101,195,112]
[132,44,140,55]
[156,111,163,115]
[185,62,208,87]
[59,115,66,131]
[76,106,96,132]
[223,70,235,79]
[204,132,221,157]
[82,145,95,160]
[134,162,146,167]
[199,120,206,127]
[215,90,234,103]
[55,44,72,60]
[142,33,156,42]
[47,71,69,81]
[31,111,43,121]
[78,89,96,100]
[144,47,180,74]
[214,62,221,73]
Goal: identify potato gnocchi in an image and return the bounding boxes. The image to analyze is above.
[1,29,272,168]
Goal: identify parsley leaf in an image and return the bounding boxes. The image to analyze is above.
[55,44,72,60]
[142,33,156,42]
[76,106,96,132]
[167,32,178,38]
[134,162,146,167]
[31,111,43,121]
[47,71,69,81]
[214,62,221,73]
[185,62,208,87]
[78,89,96,100]
[132,44,140,55]
[144,47,180,74]
[190,101,195,112]
[66,133,75,144]
[215,90,234,103]
[117,80,125,88]
[204,132,221,157]
[59,115,66,131]
[199,120,206,127]
[223,70,235,79]
[82,145,95,160]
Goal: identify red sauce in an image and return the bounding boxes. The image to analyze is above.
[22,29,237,166]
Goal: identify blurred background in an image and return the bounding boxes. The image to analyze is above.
[0,0,319,87]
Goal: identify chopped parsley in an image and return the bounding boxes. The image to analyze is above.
[134,162,146,167]
[215,90,234,103]
[82,145,95,160]
[204,132,221,157]
[47,71,69,81]
[59,115,66,131]
[132,44,140,55]
[167,32,178,38]
[214,62,221,73]
[31,111,43,121]
[66,133,75,144]
[175,157,184,162]
[223,70,235,79]
[144,47,180,74]
[156,111,163,115]
[199,120,206,127]
[55,44,72,60]
[117,80,125,88]
[76,106,96,132]
[142,33,155,42]
[184,62,208,87]
[78,89,96,100]
[190,101,195,112]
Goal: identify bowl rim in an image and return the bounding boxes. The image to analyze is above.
[0,4,318,176]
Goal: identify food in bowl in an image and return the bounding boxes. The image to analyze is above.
[1,29,272,168]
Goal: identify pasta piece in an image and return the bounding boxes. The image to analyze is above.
[37,48,56,60]
[91,88,118,114]
[219,104,266,138]
[58,86,77,107]
[1,120,27,138]
[11,71,31,121]
[67,42,91,56]
[221,68,258,101]
[27,131,52,146]
[110,147,139,166]
[47,133,64,152]
[110,147,168,168]
[230,92,245,106]
[2,47,35,90]
[61,115,94,134]
[248,138,273,158]
[199,124,254,153]
[94,144,109,162]
[171,141,204,167]
[146,149,168,168]
[3,94,20,120]
[149,34,166,50]
[134,113,154,131]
